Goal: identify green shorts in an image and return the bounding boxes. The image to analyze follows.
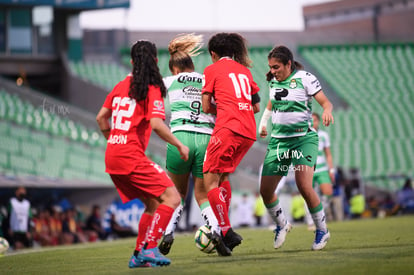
[313,170,332,187]
[262,131,318,176]
[166,131,210,178]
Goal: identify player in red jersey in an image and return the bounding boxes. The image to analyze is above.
[201,33,261,256]
[96,40,189,268]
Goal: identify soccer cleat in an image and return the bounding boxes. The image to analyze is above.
[209,232,232,256]
[158,233,174,255]
[128,255,157,268]
[312,229,330,251]
[223,228,243,251]
[139,247,171,266]
[273,221,292,249]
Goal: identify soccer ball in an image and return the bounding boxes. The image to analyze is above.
[0,237,10,254]
[194,225,216,253]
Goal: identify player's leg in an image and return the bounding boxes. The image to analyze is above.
[138,185,180,266]
[159,172,190,255]
[261,175,292,249]
[194,175,220,235]
[192,132,221,235]
[319,179,333,221]
[159,131,194,254]
[219,174,232,211]
[294,132,330,250]
[260,137,292,249]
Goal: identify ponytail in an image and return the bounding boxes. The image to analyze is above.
[129,40,166,101]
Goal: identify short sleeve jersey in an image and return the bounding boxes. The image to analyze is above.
[103,75,166,174]
[202,57,259,140]
[268,70,322,138]
[164,72,216,134]
[315,129,330,173]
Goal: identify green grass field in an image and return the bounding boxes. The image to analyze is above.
[1,216,414,274]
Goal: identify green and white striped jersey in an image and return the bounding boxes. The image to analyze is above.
[164,72,216,134]
[268,70,322,138]
[315,129,330,173]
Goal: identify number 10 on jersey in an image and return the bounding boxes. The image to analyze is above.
[229,73,253,111]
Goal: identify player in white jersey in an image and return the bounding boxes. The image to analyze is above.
[7,186,32,249]
[158,34,221,255]
[258,45,334,251]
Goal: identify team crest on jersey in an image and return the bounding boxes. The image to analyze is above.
[153,100,164,111]
[289,79,297,89]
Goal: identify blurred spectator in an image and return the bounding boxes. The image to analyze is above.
[380,194,399,217]
[254,192,266,227]
[236,193,254,227]
[0,206,6,237]
[49,206,62,246]
[85,205,107,240]
[331,167,345,221]
[396,178,414,214]
[290,192,306,223]
[110,213,135,238]
[33,208,54,246]
[7,187,33,249]
[350,189,365,219]
[365,196,380,218]
[61,208,88,244]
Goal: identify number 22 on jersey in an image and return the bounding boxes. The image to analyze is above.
[111,97,136,131]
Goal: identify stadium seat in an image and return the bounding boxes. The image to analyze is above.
[299,43,414,190]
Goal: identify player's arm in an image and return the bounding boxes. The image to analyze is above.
[252,93,261,114]
[314,91,334,127]
[150,117,189,161]
[324,146,335,183]
[258,100,272,138]
[96,107,112,139]
[202,92,216,114]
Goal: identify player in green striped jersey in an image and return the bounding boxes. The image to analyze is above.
[158,34,221,255]
[258,45,334,251]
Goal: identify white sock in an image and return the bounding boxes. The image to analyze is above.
[266,199,287,227]
[200,202,220,234]
[165,202,184,236]
[310,206,328,232]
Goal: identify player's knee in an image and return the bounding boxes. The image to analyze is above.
[163,186,181,208]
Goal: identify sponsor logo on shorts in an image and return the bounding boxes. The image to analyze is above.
[274,165,307,173]
[276,143,304,162]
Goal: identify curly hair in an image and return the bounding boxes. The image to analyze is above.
[129,40,167,100]
[207,32,252,68]
[168,33,203,73]
[266,45,304,81]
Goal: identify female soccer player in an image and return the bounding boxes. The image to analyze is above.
[258,45,334,251]
[202,32,261,256]
[157,33,221,255]
[96,40,189,268]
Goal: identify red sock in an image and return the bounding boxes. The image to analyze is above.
[220,180,232,211]
[135,213,153,251]
[207,187,231,236]
[145,204,174,249]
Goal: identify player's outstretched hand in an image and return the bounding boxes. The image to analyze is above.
[259,126,268,138]
[178,145,190,161]
[322,111,334,127]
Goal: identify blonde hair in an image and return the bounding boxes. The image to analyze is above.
[168,33,203,73]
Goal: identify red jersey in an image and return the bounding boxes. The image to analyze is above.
[202,57,259,140]
[103,75,166,174]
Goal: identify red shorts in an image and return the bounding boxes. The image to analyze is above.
[109,159,173,203]
[203,127,254,174]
